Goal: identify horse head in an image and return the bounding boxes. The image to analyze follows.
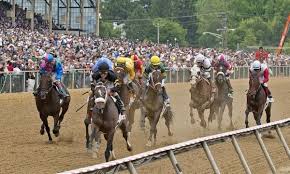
[190,65,201,88]
[93,81,108,110]
[248,71,262,98]
[215,65,226,85]
[114,66,126,87]
[39,73,53,100]
[148,70,163,93]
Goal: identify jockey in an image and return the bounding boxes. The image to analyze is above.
[115,56,135,92]
[90,56,126,119]
[214,54,234,97]
[195,53,216,94]
[250,60,274,102]
[131,54,144,85]
[34,53,69,104]
[143,55,170,106]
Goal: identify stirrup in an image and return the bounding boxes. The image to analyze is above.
[118,114,126,123]
[267,97,274,103]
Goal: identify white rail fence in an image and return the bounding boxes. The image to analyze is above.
[1,66,290,93]
[58,118,290,174]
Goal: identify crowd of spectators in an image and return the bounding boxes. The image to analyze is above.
[0,0,290,77]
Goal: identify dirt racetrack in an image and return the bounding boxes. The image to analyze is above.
[1,78,290,174]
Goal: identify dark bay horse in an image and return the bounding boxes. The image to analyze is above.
[87,81,132,162]
[141,70,173,147]
[35,74,70,142]
[214,65,234,130]
[114,66,142,132]
[245,71,271,128]
[189,65,215,128]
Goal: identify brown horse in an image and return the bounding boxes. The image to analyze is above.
[245,71,271,128]
[114,66,142,132]
[87,81,132,162]
[141,70,173,147]
[189,65,215,128]
[35,74,70,143]
[214,65,234,130]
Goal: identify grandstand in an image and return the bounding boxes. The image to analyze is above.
[0,0,99,34]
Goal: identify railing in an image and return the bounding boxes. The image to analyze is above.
[58,118,290,174]
[1,66,290,93]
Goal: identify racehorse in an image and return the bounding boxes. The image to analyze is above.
[35,73,70,142]
[141,70,173,147]
[245,71,271,128]
[114,66,142,132]
[189,65,215,128]
[87,81,132,162]
[214,65,234,130]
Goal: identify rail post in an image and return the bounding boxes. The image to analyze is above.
[202,141,221,174]
[231,135,251,174]
[255,130,276,173]
[167,150,183,174]
[127,161,138,174]
[82,70,86,88]
[275,125,290,159]
[23,72,26,92]
[9,73,12,93]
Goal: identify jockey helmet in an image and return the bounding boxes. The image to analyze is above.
[45,54,54,63]
[252,60,261,70]
[99,62,109,72]
[195,54,205,63]
[150,56,161,66]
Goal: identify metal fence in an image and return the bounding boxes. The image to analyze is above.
[58,118,290,174]
[1,66,290,93]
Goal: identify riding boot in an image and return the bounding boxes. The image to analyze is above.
[263,86,274,102]
[226,78,234,97]
[55,82,69,104]
[33,87,39,96]
[114,94,126,125]
[162,87,170,107]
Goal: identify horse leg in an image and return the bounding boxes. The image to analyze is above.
[164,107,174,136]
[198,109,206,128]
[227,101,234,130]
[40,123,45,135]
[189,101,195,124]
[84,116,91,149]
[140,107,146,130]
[245,108,250,128]
[127,102,136,132]
[265,103,272,123]
[218,103,226,131]
[119,121,133,151]
[254,111,262,126]
[104,131,115,162]
[265,103,273,137]
[52,113,60,137]
[40,114,52,143]
[146,114,154,147]
[58,103,69,128]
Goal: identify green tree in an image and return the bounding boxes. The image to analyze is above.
[99,22,121,38]
[157,19,188,45]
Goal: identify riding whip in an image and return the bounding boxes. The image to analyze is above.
[75,97,94,112]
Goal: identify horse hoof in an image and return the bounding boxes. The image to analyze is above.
[146,141,152,147]
[48,140,53,144]
[40,129,45,135]
[200,121,206,128]
[54,132,59,137]
[168,132,173,136]
[127,144,133,151]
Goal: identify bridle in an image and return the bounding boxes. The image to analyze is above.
[148,70,162,91]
